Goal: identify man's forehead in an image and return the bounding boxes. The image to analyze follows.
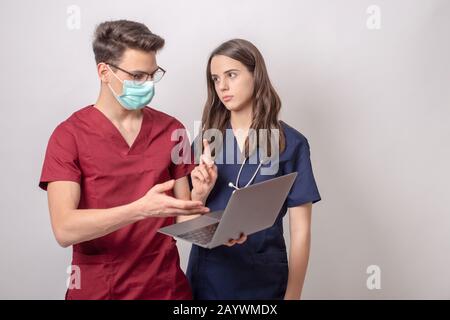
[120,49,157,72]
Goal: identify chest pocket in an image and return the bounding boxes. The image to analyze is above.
[142,153,172,185]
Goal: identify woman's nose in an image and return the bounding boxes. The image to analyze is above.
[219,78,229,91]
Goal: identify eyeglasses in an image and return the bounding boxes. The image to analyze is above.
[107,63,166,85]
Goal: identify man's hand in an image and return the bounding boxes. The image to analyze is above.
[135,179,210,218]
[191,139,218,203]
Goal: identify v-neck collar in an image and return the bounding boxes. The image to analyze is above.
[225,121,265,164]
[89,105,152,155]
[227,121,246,158]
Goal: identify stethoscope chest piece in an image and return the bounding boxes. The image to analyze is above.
[228,157,264,191]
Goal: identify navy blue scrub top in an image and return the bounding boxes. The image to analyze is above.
[186,121,321,300]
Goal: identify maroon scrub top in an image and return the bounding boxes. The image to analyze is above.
[39,105,195,300]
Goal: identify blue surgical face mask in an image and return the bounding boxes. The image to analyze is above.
[107,65,155,110]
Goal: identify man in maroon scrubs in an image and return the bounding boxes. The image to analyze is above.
[39,20,213,299]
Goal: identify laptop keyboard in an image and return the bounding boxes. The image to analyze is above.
[177,223,219,245]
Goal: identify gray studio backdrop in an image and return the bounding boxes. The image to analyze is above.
[0,0,449,299]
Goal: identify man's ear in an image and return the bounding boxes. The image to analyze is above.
[97,63,109,83]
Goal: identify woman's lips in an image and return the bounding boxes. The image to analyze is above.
[222,95,233,102]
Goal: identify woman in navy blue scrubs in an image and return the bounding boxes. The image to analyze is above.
[186,39,321,300]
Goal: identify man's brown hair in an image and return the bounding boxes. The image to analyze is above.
[92,20,165,65]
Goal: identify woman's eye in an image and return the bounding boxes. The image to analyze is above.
[228,72,236,78]
[212,77,219,83]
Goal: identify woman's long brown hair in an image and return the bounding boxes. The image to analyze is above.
[201,39,285,159]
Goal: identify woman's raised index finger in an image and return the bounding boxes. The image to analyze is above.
[202,139,214,166]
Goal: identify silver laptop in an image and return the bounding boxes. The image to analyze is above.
[158,172,297,249]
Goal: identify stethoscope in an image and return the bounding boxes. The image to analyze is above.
[228,157,264,191]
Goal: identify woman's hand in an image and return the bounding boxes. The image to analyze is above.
[224,233,247,247]
[191,139,247,247]
[191,139,218,203]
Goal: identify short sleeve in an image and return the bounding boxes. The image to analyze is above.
[284,137,321,207]
[169,121,195,180]
[39,122,81,190]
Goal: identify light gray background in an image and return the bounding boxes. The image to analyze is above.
[0,0,449,299]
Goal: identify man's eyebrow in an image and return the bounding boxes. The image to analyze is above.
[131,67,159,74]
[211,69,240,76]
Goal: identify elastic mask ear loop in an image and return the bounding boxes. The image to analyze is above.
[106,65,123,97]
